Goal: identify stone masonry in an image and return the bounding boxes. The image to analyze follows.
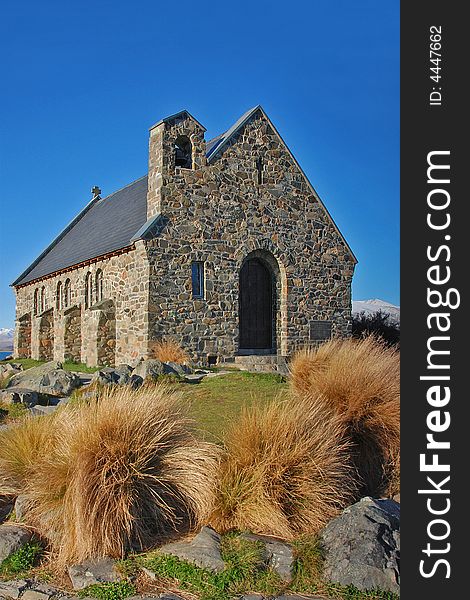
[12,107,356,367]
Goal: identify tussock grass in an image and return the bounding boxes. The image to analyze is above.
[151,339,190,365]
[0,385,220,566]
[210,395,355,539]
[290,336,400,497]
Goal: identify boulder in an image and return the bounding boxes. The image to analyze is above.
[7,362,80,397]
[67,557,121,590]
[164,362,192,376]
[0,496,14,523]
[14,495,32,522]
[320,497,400,594]
[0,580,28,599]
[240,533,294,582]
[0,363,23,379]
[0,524,33,562]
[129,374,143,389]
[90,365,133,387]
[0,387,39,407]
[133,359,166,380]
[157,526,225,573]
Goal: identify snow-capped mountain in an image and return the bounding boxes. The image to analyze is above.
[352,299,400,324]
[0,328,14,351]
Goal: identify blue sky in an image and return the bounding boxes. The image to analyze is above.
[0,0,399,328]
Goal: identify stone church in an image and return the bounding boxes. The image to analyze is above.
[12,106,357,368]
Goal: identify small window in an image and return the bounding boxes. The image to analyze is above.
[85,272,93,308]
[40,286,46,313]
[191,261,204,299]
[175,135,193,169]
[56,281,63,310]
[33,288,39,315]
[64,278,71,308]
[95,269,103,302]
[256,157,263,185]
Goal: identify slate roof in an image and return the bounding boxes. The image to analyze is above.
[13,176,148,286]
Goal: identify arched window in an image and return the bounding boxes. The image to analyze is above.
[85,272,93,309]
[56,281,63,310]
[64,279,71,308]
[33,288,39,316]
[40,286,46,313]
[95,269,103,303]
[174,135,192,169]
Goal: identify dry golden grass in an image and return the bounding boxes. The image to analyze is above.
[289,336,400,498]
[151,339,190,365]
[0,385,220,565]
[210,395,355,539]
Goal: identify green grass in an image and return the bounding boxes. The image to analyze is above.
[0,542,43,578]
[77,582,136,600]
[1,358,99,374]
[0,401,28,423]
[130,533,398,600]
[182,371,288,441]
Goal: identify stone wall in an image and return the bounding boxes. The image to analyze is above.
[13,241,150,367]
[146,109,355,363]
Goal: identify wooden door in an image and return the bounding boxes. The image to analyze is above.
[239,258,273,350]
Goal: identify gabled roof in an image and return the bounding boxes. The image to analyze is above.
[12,177,148,286]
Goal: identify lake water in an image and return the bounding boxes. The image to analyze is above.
[0,351,13,360]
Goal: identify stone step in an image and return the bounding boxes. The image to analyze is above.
[234,355,289,374]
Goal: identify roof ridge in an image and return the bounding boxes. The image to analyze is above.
[98,174,147,202]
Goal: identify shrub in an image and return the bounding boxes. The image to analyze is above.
[352,310,400,347]
[210,395,355,539]
[0,385,220,565]
[150,339,190,364]
[290,336,400,497]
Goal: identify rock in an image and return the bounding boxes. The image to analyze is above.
[0,364,22,379]
[240,533,294,582]
[320,497,400,594]
[164,362,192,376]
[67,557,121,590]
[22,591,52,600]
[14,495,32,522]
[8,362,80,397]
[0,580,28,599]
[182,374,205,384]
[158,526,225,573]
[133,359,165,380]
[90,365,133,387]
[0,524,33,562]
[0,388,39,407]
[129,374,143,389]
[29,405,58,416]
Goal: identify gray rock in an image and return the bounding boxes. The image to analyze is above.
[0,579,28,599]
[8,362,80,397]
[182,374,205,384]
[22,591,51,600]
[240,533,294,582]
[158,526,225,573]
[67,557,121,590]
[164,362,192,376]
[0,524,33,562]
[129,374,143,389]
[29,405,58,416]
[90,365,133,387]
[0,388,39,407]
[133,359,165,380]
[320,496,400,594]
[14,495,32,522]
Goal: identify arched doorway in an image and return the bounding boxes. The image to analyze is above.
[239,256,275,351]
[38,311,54,361]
